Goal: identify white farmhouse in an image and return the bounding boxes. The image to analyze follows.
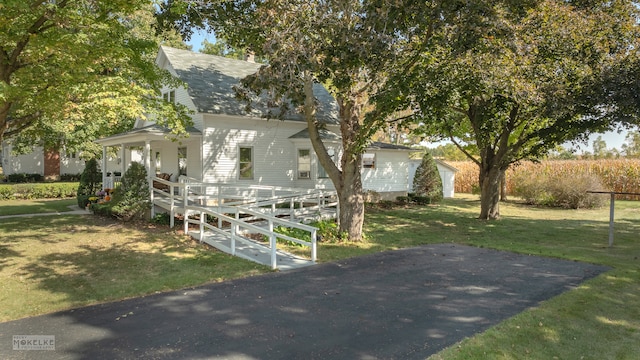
[96,46,413,200]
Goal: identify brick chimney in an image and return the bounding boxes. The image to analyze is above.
[245,51,255,63]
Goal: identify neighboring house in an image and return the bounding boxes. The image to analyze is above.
[0,142,130,180]
[1,144,85,180]
[96,46,413,200]
[408,158,459,198]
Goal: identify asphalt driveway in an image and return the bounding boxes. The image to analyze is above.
[0,244,609,359]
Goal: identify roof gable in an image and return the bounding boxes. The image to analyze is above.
[158,46,339,125]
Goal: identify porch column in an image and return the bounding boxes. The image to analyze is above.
[120,143,125,176]
[101,146,107,189]
[145,140,154,218]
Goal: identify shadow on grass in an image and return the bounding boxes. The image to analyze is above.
[0,198,77,216]
[360,201,640,269]
[0,215,269,321]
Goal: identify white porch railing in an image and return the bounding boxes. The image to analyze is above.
[103,173,122,190]
[150,176,338,269]
[185,204,318,269]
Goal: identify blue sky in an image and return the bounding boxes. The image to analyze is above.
[186,30,215,52]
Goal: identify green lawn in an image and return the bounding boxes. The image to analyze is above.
[0,214,270,322]
[1,195,639,358]
[0,198,77,216]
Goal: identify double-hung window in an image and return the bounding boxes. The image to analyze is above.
[239,146,254,180]
[298,149,311,179]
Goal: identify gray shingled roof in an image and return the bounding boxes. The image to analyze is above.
[160,46,340,125]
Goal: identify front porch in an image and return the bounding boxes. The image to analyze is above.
[95,124,339,270]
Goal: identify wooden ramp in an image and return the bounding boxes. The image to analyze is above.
[151,181,338,270]
[189,230,316,271]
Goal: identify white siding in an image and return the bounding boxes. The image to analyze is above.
[437,165,456,198]
[362,151,410,192]
[3,146,43,175]
[199,116,410,196]
[60,154,86,174]
[202,115,304,186]
[1,144,86,176]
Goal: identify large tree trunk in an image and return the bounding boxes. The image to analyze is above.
[499,169,507,201]
[336,160,365,240]
[302,74,365,241]
[479,163,502,220]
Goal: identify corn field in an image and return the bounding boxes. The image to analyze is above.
[448,159,640,200]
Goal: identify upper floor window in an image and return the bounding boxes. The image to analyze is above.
[363,153,376,169]
[298,149,311,179]
[239,146,254,180]
[163,90,175,103]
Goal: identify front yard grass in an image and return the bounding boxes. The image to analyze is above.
[1,194,639,358]
[0,215,269,322]
[0,198,77,216]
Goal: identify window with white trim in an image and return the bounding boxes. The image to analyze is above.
[239,146,254,180]
[162,90,176,103]
[362,153,376,169]
[298,149,311,179]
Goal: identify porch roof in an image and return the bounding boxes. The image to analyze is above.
[95,124,202,147]
[289,128,342,141]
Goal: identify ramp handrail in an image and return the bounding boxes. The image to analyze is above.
[185,204,318,269]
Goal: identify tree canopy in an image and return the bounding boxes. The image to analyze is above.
[1,1,192,157]
[380,0,640,219]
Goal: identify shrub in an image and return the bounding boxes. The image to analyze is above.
[378,200,395,209]
[513,172,607,209]
[60,173,82,181]
[6,173,43,183]
[151,212,172,226]
[0,182,77,200]
[109,162,151,221]
[0,185,13,200]
[396,196,411,205]
[547,174,608,209]
[77,158,102,208]
[412,153,443,203]
[272,219,348,244]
